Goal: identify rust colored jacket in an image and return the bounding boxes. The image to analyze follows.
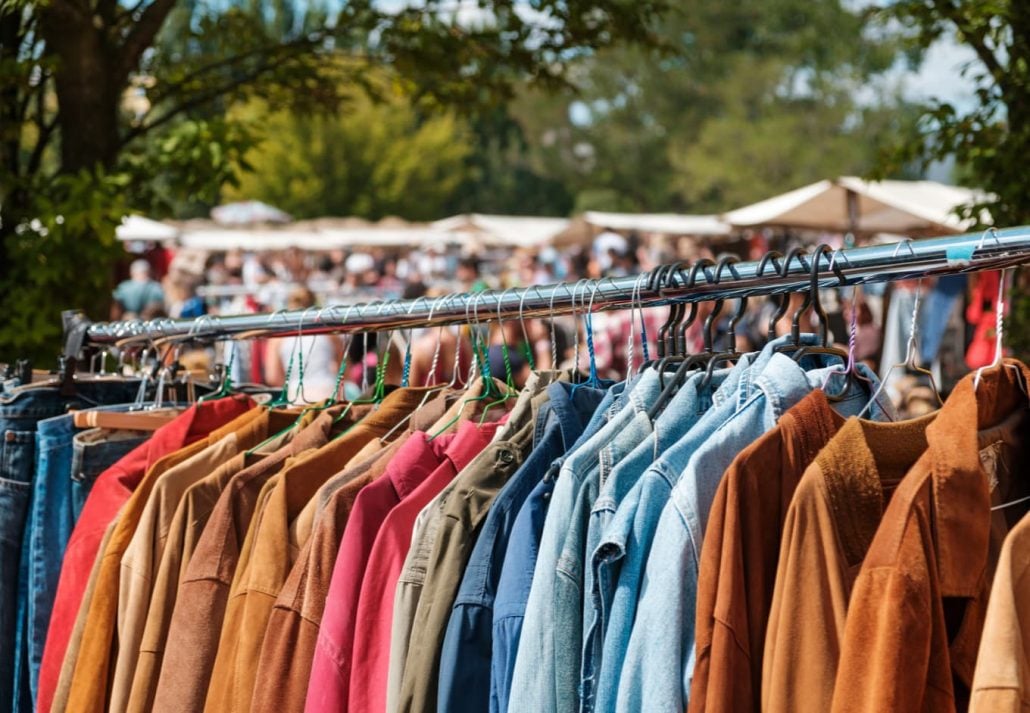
[690,389,845,713]
[832,361,1030,713]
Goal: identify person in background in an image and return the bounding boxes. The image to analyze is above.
[263,287,345,403]
[457,256,489,292]
[111,259,165,320]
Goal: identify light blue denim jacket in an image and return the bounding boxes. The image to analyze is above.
[507,374,648,713]
[491,381,624,713]
[579,367,742,713]
[551,373,669,713]
[613,353,889,713]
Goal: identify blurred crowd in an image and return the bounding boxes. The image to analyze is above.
[112,231,983,417]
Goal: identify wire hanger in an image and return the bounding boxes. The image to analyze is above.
[431,291,497,438]
[478,288,522,424]
[818,276,878,404]
[625,272,649,379]
[570,279,607,397]
[379,295,452,443]
[860,243,945,418]
[698,257,750,393]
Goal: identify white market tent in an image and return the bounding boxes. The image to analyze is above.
[553,211,731,247]
[722,176,987,235]
[176,226,457,251]
[431,214,571,249]
[116,215,179,242]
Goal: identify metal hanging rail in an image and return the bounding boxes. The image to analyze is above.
[82,227,1030,347]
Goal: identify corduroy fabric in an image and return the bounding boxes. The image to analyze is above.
[832,361,1030,713]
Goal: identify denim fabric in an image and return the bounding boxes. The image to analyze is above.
[615,354,888,713]
[579,367,734,713]
[489,381,624,713]
[511,370,662,713]
[12,418,147,712]
[919,274,966,364]
[437,381,609,713]
[0,380,139,711]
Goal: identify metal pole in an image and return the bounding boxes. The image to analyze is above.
[84,227,1030,347]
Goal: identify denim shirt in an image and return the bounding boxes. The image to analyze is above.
[509,371,657,713]
[615,353,889,713]
[437,381,608,713]
[579,367,735,713]
[551,374,666,713]
[490,380,625,713]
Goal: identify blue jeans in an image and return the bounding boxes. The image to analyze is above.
[12,416,147,711]
[0,380,139,711]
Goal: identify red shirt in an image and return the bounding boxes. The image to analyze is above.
[36,396,253,713]
[306,420,500,713]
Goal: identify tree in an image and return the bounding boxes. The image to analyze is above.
[0,0,665,361]
[225,89,472,220]
[879,1,1030,356]
[513,0,912,213]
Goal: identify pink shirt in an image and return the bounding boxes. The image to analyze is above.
[306,420,500,713]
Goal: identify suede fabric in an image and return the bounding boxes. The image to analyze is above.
[203,387,432,713]
[762,413,933,713]
[970,511,1030,713]
[151,405,365,713]
[689,389,846,713]
[832,360,1030,713]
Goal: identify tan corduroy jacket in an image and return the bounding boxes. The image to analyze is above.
[832,360,1030,713]
[970,510,1030,713]
[762,413,933,713]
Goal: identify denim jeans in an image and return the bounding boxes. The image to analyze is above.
[0,380,139,710]
[12,417,147,712]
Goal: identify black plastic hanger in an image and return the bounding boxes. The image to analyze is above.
[647,256,729,419]
[652,259,713,383]
[767,247,807,342]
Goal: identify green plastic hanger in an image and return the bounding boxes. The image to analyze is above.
[477,288,521,425]
[431,292,500,439]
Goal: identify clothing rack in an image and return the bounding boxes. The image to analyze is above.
[82,227,1030,347]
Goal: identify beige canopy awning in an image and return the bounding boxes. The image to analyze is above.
[722,177,989,236]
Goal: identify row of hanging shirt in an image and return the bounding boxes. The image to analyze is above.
[4,272,1029,713]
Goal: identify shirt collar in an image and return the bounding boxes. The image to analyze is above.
[926,359,1030,595]
[816,414,933,567]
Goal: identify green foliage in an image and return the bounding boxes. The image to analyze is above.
[513,0,913,212]
[224,90,471,220]
[1,170,131,362]
[879,0,1030,357]
[0,0,666,362]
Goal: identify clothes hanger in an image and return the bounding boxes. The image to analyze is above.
[766,247,806,341]
[775,244,844,361]
[379,293,456,443]
[625,272,650,379]
[71,320,201,430]
[697,256,748,393]
[477,288,523,424]
[646,257,725,420]
[333,300,397,429]
[859,244,946,418]
[973,228,1027,394]
[431,291,499,438]
[817,277,878,404]
[636,264,676,371]
[569,279,607,398]
[649,259,712,382]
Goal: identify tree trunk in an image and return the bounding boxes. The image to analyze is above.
[38,2,123,172]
